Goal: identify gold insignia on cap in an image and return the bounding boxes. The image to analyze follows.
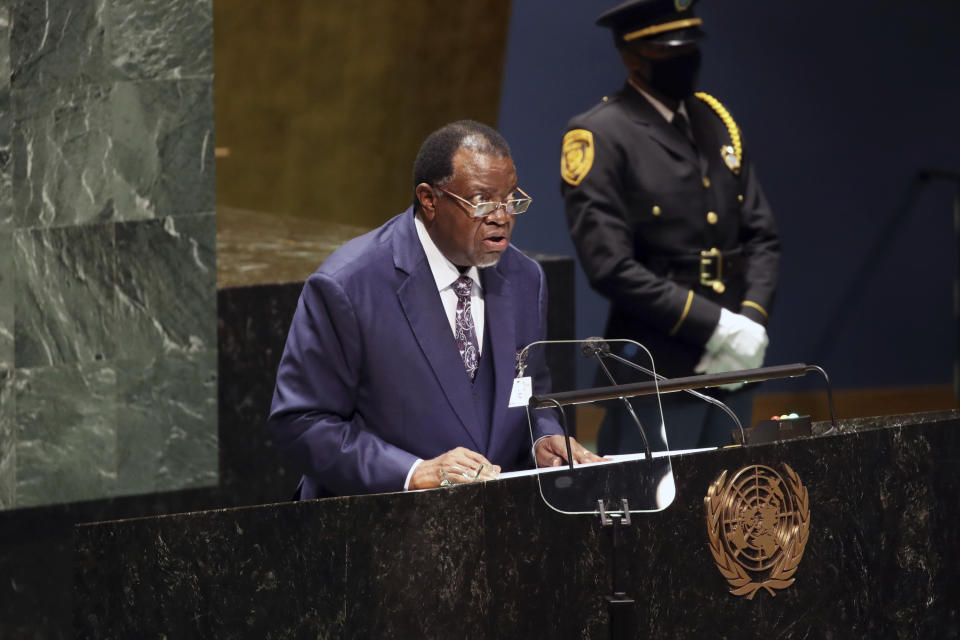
[675,0,694,11]
[704,464,810,599]
[561,129,595,186]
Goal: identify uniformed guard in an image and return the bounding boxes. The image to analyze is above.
[561,0,781,452]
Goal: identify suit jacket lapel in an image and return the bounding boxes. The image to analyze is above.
[481,264,517,458]
[393,211,484,451]
[621,85,700,166]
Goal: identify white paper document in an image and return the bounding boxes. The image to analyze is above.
[498,446,716,480]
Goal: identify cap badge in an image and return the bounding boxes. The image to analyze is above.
[561,129,595,186]
[675,0,694,11]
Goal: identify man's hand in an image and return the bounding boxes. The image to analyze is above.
[409,447,500,490]
[534,435,606,468]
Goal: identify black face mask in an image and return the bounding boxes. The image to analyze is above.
[647,50,702,101]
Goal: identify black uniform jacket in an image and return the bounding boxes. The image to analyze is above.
[562,83,780,378]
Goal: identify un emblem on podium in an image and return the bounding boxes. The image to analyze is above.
[704,464,810,599]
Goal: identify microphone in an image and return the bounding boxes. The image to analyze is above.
[531,363,838,438]
[582,337,746,446]
[582,338,654,460]
[580,337,611,358]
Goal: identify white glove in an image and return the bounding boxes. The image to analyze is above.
[694,350,747,391]
[695,308,770,390]
[705,308,768,370]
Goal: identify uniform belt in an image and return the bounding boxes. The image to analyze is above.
[646,247,744,294]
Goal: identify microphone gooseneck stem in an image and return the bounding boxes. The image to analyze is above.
[593,353,653,460]
[804,364,838,433]
[532,397,575,471]
[601,351,746,449]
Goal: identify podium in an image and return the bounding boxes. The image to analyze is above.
[75,411,960,638]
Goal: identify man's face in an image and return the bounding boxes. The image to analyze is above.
[419,147,518,268]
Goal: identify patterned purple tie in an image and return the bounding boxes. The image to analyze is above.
[452,275,479,381]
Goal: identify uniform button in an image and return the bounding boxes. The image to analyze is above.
[652,205,662,216]
[738,194,744,202]
[706,211,718,224]
[602,96,609,102]
[702,177,711,188]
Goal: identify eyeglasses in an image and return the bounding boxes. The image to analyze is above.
[434,185,533,218]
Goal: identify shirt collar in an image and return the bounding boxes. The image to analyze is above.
[627,78,689,124]
[414,214,482,291]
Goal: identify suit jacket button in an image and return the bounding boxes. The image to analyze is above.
[706,211,718,224]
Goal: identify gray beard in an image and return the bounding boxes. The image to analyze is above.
[474,254,501,268]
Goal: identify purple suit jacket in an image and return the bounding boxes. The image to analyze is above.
[268,208,560,498]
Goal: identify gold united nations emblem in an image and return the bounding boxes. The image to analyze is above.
[561,129,595,186]
[704,464,810,599]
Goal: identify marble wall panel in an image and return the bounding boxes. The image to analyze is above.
[0,89,11,232]
[14,362,116,507]
[114,212,216,358]
[13,222,115,368]
[11,83,114,229]
[0,233,12,369]
[116,350,217,496]
[0,6,9,88]
[0,5,10,89]
[0,369,14,509]
[107,0,212,80]
[3,0,218,512]
[111,80,215,221]
[0,6,11,232]
[9,0,105,90]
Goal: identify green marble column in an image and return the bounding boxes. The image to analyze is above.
[2,0,217,509]
[1,5,16,508]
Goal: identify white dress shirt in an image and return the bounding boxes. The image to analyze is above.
[413,214,485,354]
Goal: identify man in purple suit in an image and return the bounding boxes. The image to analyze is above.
[269,121,602,498]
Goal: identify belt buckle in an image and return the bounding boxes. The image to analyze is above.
[700,248,726,294]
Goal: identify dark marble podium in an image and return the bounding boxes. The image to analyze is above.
[75,411,960,639]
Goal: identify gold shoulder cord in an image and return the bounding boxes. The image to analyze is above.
[694,92,742,174]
